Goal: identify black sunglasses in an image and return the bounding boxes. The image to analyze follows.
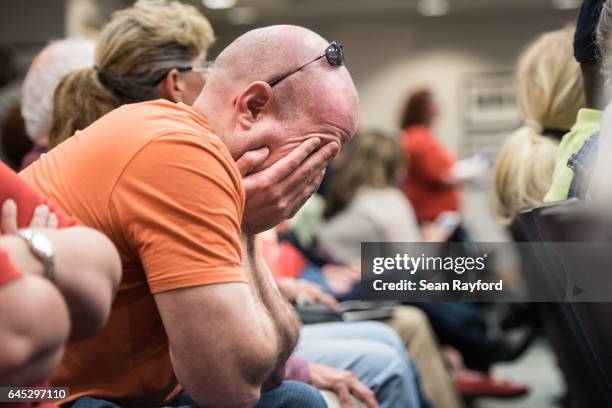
[267,41,344,87]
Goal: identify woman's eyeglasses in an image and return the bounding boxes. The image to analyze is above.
[267,41,344,87]
[175,60,215,76]
[152,60,215,85]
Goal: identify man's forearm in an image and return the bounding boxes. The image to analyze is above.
[241,234,300,384]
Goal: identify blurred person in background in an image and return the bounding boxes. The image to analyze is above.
[320,129,446,262]
[262,227,448,408]
[1,104,31,170]
[591,0,612,196]
[492,26,585,223]
[0,161,121,401]
[399,89,486,242]
[318,130,528,400]
[0,44,32,170]
[586,0,612,199]
[491,27,585,405]
[48,0,214,149]
[544,0,606,202]
[20,38,95,169]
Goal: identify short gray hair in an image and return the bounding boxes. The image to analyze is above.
[21,38,95,143]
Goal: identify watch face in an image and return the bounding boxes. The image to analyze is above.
[32,234,54,257]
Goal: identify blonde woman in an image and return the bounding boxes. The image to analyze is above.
[48,0,215,148]
[492,26,585,223]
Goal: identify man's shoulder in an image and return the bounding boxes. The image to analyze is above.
[106,100,214,136]
[79,99,226,170]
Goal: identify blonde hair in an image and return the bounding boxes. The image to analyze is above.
[49,0,214,148]
[492,26,585,224]
[324,130,403,219]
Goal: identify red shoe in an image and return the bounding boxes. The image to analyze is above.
[456,371,529,398]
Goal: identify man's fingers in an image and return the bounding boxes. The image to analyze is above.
[1,199,18,234]
[260,137,322,184]
[280,141,338,195]
[350,380,379,408]
[283,168,326,217]
[333,382,353,408]
[236,147,270,177]
[29,205,50,228]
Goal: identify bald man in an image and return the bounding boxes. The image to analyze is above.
[21,25,358,407]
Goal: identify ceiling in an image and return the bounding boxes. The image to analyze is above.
[186,0,579,27]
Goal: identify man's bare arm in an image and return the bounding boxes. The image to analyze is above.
[241,235,301,389]
[155,282,280,408]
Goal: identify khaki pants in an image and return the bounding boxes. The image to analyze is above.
[384,306,462,408]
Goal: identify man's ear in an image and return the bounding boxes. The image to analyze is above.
[158,69,185,103]
[235,81,274,129]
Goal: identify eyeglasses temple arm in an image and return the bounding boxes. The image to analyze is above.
[267,54,326,87]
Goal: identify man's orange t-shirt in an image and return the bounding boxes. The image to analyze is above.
[20,100,247,407]
[401,125,460,222]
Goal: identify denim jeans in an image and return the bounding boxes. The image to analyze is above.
[298,320,425,408]
[70,380,326,408]
[567,131,599,199]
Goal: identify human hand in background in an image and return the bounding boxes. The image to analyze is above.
[278,278,340,311]
[1,200,58,234]
[322,264,359,295]
[308,361,379,408]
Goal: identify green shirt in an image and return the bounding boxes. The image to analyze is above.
[544,108,602,202]
[290,194,325,247]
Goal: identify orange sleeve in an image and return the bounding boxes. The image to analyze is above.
[110,133,246,294]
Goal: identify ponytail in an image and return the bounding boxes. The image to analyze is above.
[48,67,119,148]
[491,125,558,224]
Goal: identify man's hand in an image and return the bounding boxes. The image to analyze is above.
[1,200,58,234]
[237,138,339,234]
[308,361,379,408]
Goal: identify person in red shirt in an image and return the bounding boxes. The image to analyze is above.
[0,161,122,407]
[400,89,460,223]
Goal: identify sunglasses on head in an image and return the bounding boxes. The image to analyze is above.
[267,41,344,87]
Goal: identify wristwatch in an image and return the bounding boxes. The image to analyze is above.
[18,229,56,282]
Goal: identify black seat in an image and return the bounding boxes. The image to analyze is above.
[510,199,612,407]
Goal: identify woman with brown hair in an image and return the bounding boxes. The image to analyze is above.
[320,129,424,263]
[48,0,215,148]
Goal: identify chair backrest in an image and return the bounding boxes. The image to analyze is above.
[535,201,612,405]
[510,200,612,406]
